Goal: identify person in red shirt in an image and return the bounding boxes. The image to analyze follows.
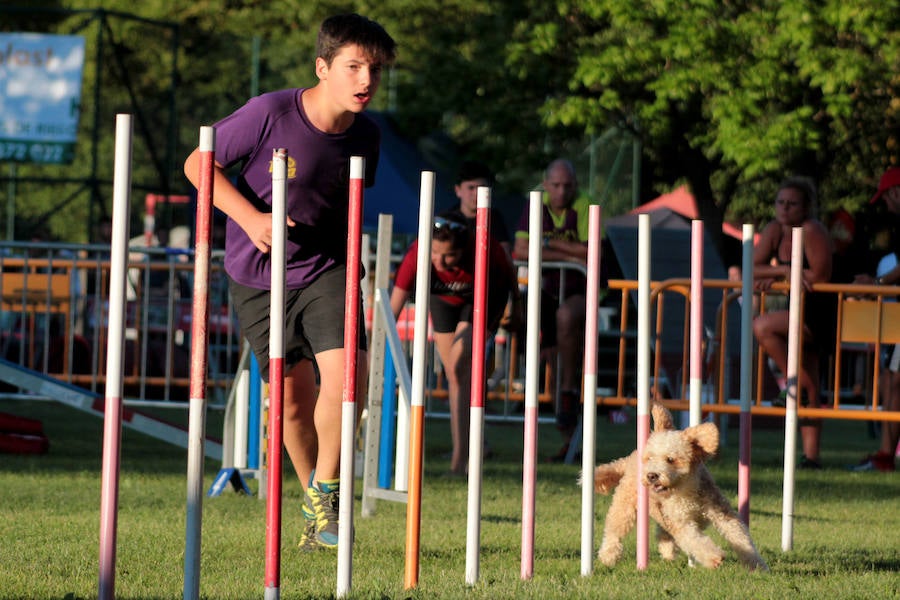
[391,213,519,475]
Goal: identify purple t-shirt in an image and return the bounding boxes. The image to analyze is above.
[214,88,379,289]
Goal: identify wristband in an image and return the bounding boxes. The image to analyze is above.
[875,276,885,285]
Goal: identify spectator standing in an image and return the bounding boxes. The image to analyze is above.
[444,160,511,251]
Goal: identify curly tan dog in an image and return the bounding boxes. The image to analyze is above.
[592,403,768,571]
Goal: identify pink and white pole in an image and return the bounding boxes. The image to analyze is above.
[580,205,602,576]
[781,227,803,552]
[184,125,215,600]
[337,156,365,598]
[737,224,755,524]
[636,213,651,570]
[465,186,491,586]
[404,171,435,590]
[98,113,132,600]
[689,220,704,426]
[264,148,288,600]
[520,190,543,580]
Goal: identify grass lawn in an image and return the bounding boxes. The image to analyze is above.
[0,398,897,599]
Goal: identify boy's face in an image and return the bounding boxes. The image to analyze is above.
[454,178,489,217]
[316,44,383,113]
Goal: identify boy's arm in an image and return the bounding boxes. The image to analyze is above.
[184,147,293,254]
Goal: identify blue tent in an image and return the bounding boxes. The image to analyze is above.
[364,113,458,234]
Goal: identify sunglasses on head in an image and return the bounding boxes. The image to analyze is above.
[433,217,467,232]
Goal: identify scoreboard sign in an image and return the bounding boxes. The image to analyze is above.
[0,33,85,165]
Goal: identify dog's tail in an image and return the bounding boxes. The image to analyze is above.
[592,456,630,495]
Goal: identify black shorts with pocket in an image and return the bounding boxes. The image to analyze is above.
[228,265,366,381]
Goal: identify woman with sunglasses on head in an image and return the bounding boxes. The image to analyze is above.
[391,213,520,475]
[752,176,835,469]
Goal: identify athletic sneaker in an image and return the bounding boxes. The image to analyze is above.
[305,479,340,547]
[297,502,321,552]
[849,452,896,473]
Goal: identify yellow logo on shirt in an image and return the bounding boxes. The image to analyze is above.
[269,156,297,179]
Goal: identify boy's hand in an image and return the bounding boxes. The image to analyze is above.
[243,210,296,254]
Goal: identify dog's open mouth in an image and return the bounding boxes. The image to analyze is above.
[648,482,669,494]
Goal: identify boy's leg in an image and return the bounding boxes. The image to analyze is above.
[303,347,368,547]
[282,359,320,490]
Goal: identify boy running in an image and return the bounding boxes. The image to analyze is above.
[183,13,396,550]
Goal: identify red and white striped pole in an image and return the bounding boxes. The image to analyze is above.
[264,148,287,600]
[738,224,755,524]
[404,171,435,590]
[636,213,651,570]
[184,125,215,600]
[520,190,543,580]
[689,220,704,426]
[98,113,132,600]
[580,205,602,576]
[465,186,491,586]
[781,227,803,552]
[337,156,365,598]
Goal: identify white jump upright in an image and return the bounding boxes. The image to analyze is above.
[98,113,133,600]
[520,190,543,580]
[580,205,602,576]
[404,171,435,590]
[337,156,366,598]
[264,148,288,600]
[465,186,491,586]
[635,213,651,570]
[738,224,755,524]
[781,226,804,552]
[184,125,215,600]
[689,220,704,426]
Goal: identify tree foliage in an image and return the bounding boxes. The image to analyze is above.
[3,0,899,247]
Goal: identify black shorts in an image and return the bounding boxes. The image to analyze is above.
[429,288,509,334]
[228,265,366,381]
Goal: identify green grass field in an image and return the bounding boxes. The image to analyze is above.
[0,398,897,599]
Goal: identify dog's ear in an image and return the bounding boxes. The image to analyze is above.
[651,401,675,432]
[684,421,719,461]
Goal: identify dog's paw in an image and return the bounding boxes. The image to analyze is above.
[598,541,622,567]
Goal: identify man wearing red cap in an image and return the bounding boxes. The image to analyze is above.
[851,166,900,472]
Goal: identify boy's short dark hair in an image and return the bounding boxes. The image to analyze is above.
[456,160,494,185]
[317,13,397,66]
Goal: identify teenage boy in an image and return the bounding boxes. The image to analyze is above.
[183,14,396,550]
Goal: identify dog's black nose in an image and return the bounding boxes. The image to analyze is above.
[646,472,658,483]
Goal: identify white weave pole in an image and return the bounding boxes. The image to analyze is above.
[98,113,132,600]
[184,125,215,600]
[580,205,602,576]
[465,186,491,586]
[737,224,755,525]
[635,213,651,570]
[689,220,704,426]
[520,190,543,580]
[781,226,803,551]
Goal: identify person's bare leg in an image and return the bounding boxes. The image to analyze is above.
[556,294,586,392]
[281,359,319,490]
[434,324,472,475]
[799,351,822,463]
[309,347,368,485]
[878,369,900,456]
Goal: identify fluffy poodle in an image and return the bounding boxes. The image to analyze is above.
[591,403,768,571]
